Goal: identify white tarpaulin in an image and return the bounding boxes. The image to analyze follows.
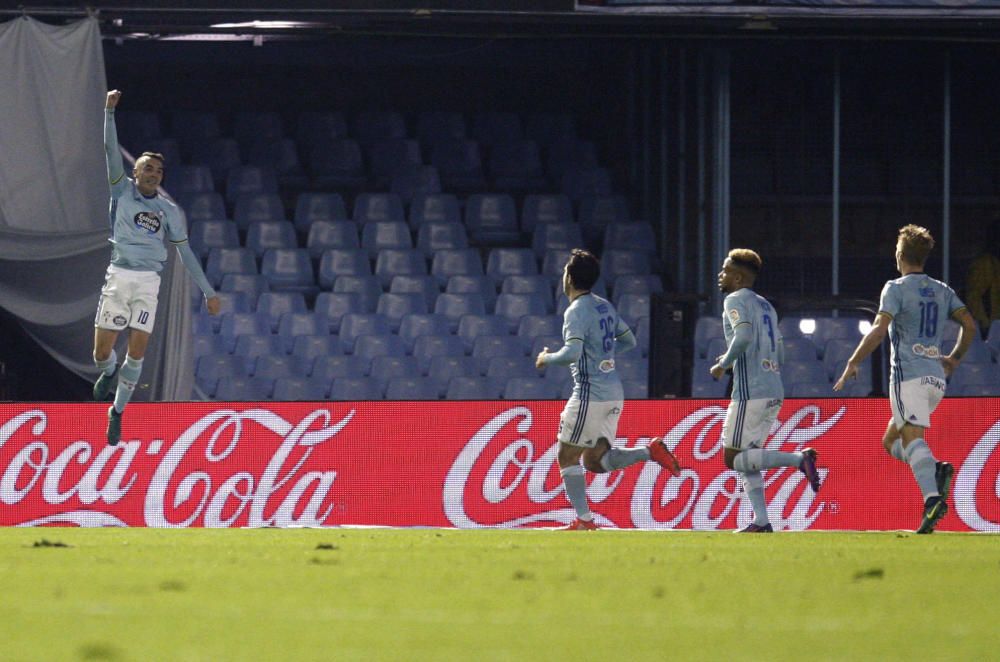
[0,16,194,401]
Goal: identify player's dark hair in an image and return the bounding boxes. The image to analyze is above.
[897,224,934,267]
[139,151,165,166]
[566,248,600,291]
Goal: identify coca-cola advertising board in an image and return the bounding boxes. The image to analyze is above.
[0,398,997,531]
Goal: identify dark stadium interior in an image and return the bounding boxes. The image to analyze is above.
[1,4,999,401]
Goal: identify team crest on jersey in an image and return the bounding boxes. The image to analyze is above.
[728,309,740,323]
[134,211,162,234]
[598,359,615,373]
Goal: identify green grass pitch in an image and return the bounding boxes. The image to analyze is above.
[0,528,996,661]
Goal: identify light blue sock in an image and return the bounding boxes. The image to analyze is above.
[903,439,939,501]
[560,464,592,521]
[94,348,117,376]
[741,471,769,526]
[734,448,803,472]
[113,355,143,414]
[889,438,905,462]
[600,446,650,472]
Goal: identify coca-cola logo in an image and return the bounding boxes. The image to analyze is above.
[0,408,352,527]
[444,404,842,530]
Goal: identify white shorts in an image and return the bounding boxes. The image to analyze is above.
[557,398,623,449]
[721,398,782,450]
[889,375,945,430]
[95,264,161,333]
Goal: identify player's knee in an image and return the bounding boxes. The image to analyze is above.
[581,438,611,473]
[723,449,737,470]
[882,436,895,455]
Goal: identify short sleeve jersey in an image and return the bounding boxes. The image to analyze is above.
[879,273,967,382]
[563,293,632,402]
[722,288,784,401]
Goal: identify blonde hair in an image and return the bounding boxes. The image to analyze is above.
[727,248,762,275]
[897,224,934,267]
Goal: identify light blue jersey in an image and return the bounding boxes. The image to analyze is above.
[562,293,633,402]
[722,288,783,401]
[105,110,187,272]
[879,273,967,383]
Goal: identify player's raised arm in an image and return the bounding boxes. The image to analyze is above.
[104,90,126,190]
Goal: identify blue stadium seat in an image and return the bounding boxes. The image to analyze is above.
[234,192,286,231]
[704,337,728,365]
[555,281,606,315]
[602,250,652,285]
[633,315,650,357]
[306,220,361,258]
[501,276,553,313]
[412,335,466,372]
[472,336,528,376]
[177,192,227,223]
[781,361,830,388]
[390,165,442,204]
[604,223,657,254]
[318,249,372,289]
[256,292,307,331]
[623,380,649,399]
[429,140,485,191]
[206,247,257,288]
[313,292,365,332]
[561,167,612,202]
[486,248,538,286]
[517,314,562,339]
[115,109,161,146]
[942,336,994,365]
[521,194,574,232]
[273,377,329,401]
[219,273,269,301]
[616,294,651,324]
[200,292,252,331]
[445,376,503,400]
[193,334,227,360]
[494,293,549,332]
[399,313,454,353]
[465,194,519,244]
[369,356,422,387]
[616,355,648,383]
[432,249,484,287]
[541,249,573,284]
[504,377,560,400]
[362,221,413,260]
[294,193,348,233]
[189,220,239,259]
[490,140,546,190]
[170,165,215,195]
[778,317,804,340]
[579,195,630,227]
[389,275,440,312]
[226,167,279,206]
[377,292,428,332]
[214,376,273,401]
[409,193,461,229]
[446,275,497,313]
[987,320,1000,358]
[485,356,538,380]
[261,249,317,296]
[339,313,392,354]
[385,377,442,401]
[353,110,406,147]
[457,314,510,353]
[310,139,366,189]
[546,138,599,182]
[190,138,241,188]
[416,111,466,147]
[810,317,865,354]
[612,274,664,300]
[196,355,250,396]
[171,111,220,156]
[531,223,584,258]
[248,138,306,188]
[691,358,728,399]
[374,249,428,289]
[416,222,469,259]
[331,276,382,314]
[277,312,330,353]
[429,356,483,391]
[789,383,833,398]
[313,355,371,381]
[435,293,487,332]
[783,337,821,362]
[371,138,423,186]
[296,111,347,147]
[353,334,407,361]
[290,335,342,366]
[526,113,576,147]
[352,192,405,226]
[254,355,310,382]
[472,112,522,148]
[329,377,384,401]
[245,221,297,258]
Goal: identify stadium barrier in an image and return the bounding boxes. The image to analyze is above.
[0,399,997,531]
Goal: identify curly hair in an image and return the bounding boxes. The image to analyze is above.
[727,248,762,275]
